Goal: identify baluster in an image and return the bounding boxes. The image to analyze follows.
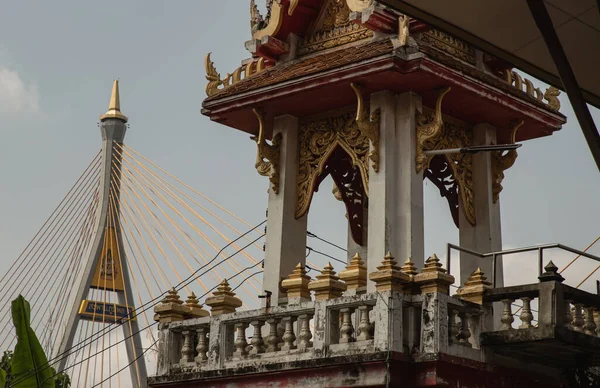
[180,330,194,364]
[195,326,208,363]
[249,320,265,355]
[572,303,584,332]
[584,307,597,336]
[457,311,472,348]
[357,306,373,341]
[519,297,534,329]
[339,308,355,344]
[266,318,281,352]
[448,309,459,344]
[564,300,573,330]
[499,299,514,330]
[297,314,313,350]
[281,316,297,351]
[233,322,249,358]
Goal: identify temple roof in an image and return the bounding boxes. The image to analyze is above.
[204,35,562,116]
[205,39,393,101]
[202,1,565,146]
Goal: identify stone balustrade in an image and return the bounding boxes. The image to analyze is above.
[150,252,503,382]
[150,256,600,385]
[480,262,600,367]
[155,291,390,376]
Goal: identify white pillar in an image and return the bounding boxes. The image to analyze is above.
[367,91,424,292]
[396,92,425,270]
[263,115,307,305]
[458,123,503,287]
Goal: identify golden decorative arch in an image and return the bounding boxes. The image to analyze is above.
[296,111,370,219]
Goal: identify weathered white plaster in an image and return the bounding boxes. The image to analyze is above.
[367,91,424,292]
[263,115,308,305]
[458,124,503,287]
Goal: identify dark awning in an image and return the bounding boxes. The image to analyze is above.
[379,0,600,170]
[379,0,599,107]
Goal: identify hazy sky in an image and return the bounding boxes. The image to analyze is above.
[3,2,600,387]
[1,1,600,297]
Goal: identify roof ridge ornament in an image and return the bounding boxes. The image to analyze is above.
[205,53,268,97]
[251,0,285,41]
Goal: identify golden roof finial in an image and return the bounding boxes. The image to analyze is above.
[100,79,128,123]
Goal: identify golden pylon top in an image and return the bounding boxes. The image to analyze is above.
[100,80,128,123]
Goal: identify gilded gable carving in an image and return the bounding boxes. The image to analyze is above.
[298,0,373,56]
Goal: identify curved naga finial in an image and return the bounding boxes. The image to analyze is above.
[205,53,223,97]
[351,82,381,172]
[415,87,452,173]
[492,120,524,203]
[544,86,561,112]
[251,108,282,194]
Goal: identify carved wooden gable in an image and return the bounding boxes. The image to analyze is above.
[298,0,373,56]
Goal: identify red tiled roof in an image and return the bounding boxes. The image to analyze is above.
[205,39,394,101]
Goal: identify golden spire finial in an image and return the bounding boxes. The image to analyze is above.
[100,79,128,123]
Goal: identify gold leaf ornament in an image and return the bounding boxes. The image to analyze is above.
[350,83,380,172]
[289,0,299,16]
[544,86,561,111]
[204,53,223,97]
[252,108,282,194]
[415,87,451,173]
[491,120,523,203]
[296,111,370,218]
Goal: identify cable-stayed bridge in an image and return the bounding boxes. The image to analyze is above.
[3,81,600,388]
[0,81,335,388]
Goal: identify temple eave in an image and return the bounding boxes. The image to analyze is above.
[202,43,564,144]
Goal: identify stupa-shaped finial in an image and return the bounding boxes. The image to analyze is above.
[205,279,243,316]
[339,253,367,295]
[100,80,128,122]
[308,262,347,300]
[184,291,210,318]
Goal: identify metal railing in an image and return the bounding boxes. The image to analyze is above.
[446,243,600,287]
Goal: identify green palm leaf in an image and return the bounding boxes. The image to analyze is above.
[0,368,6,387]
[11,295,55,388]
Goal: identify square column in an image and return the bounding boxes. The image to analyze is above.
[367,91,424,292]
[458,124,503,288]
[263,115,307,305]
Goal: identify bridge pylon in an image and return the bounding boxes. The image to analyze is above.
[53,80,148,387]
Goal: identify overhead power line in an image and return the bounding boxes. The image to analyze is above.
[14,256,264,387]
[307,231,348,252]
[306,246,346,266]
[11,222,266,387]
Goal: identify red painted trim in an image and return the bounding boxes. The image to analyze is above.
[418,57,564,129]
[203,50,564,143]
